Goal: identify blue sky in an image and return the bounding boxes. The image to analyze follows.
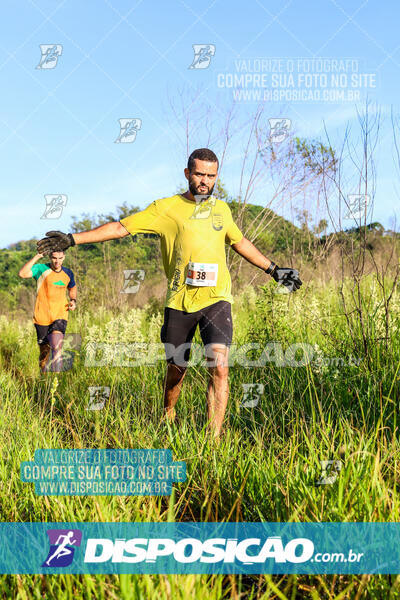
[1,0,399,247]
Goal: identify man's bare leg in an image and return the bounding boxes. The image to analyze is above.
[47,330,64,372]
[206,344,230,438]
[163,362,187,421]
[39,342,51,373]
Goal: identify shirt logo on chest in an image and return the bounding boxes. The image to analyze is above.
[212,213,223,231]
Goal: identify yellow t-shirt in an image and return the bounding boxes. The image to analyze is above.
[120,194,244,312]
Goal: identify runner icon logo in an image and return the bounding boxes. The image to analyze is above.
[114,119,142,144]
[36,45,63,69]
[42,529,82,567]
[41,194,68,219]
[188,44,216,69]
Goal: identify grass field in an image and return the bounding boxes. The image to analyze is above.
[0,276,399,599]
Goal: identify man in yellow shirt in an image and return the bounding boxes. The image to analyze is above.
[37,148,302,436]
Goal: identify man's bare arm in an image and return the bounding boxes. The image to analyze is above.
[231,237,273,272]
[72,221,129,245]
[68,285,77,311]
[19,253,43,278]
[231,236,303,292]
[37,222,130,255]
[68,285,77,301]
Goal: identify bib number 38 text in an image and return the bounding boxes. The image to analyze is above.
[185,262,218,287]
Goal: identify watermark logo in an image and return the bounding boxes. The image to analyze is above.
[343,194,371,220]
[84,341,316,368]
[217,58,375,103]
[36,45,63,69]
[42,529,82,567]
[190,195,215,219]
[189,44,216,69]
[85,535,314,564]
[120,269,145,294]
[40,194,68,219]
[312,354,361,370]
[269,118,291,143]
[59,333,82,372]
[86,386,110,411]
[241,383,264,408]
[316,460,342,485]
[0,449,11,464]
[273,268,301,295]
[114,119,142,143]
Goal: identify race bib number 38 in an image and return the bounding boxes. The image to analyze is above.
[185,262,218,287]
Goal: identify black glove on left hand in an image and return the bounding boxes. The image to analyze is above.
[37,231,76,255]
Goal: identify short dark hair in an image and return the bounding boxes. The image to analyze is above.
[187,148,219,172]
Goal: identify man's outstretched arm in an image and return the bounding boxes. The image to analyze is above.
[231,236,303,292]
[231,236,273,271]
[72,221,129,244]
[37,200,167,255]
[37,222,129,255]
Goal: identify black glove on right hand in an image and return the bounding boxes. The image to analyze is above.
[37,231,76,255]
[266,263,303,293]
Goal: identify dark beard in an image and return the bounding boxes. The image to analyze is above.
[188,179,215,201]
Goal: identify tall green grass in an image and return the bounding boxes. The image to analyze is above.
[0,277,399,598]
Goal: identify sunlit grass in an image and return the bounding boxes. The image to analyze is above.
[0,279,399,598]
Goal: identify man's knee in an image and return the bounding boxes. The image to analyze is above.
[39,343,51,359]
[166,362,187,383]
[208,362,229,381]
[39,343,51,371]
[206,344,230,371]
[50,331,64,348]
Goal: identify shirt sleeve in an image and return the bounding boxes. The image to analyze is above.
[66,269,76,289]
[225,207,244,246]
[119,201,167,236]
[31,263,49,280]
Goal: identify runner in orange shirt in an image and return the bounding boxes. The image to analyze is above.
[19,250,77,372]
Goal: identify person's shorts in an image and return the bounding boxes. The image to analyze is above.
[34,319,68,345]
[160,300,233,366]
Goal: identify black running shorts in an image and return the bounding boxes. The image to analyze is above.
[160,300,233,366]
[34,319,68,344]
